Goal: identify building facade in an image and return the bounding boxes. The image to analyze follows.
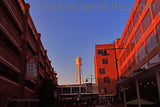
[0,0,57,107]
[95,0,160,106]
[116,0,160,78]
[58,83,98,105]
[116,0,160,106]
[94,44,118,104]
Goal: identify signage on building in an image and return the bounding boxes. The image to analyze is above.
[25,58,38,80]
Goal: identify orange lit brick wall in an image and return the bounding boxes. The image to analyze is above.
[94,44,117,95]
[116,0,160,77]
[94,0,160,96]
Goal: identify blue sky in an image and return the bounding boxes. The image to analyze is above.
[25,0,135,85]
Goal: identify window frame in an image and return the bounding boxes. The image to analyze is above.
[99,68,105,74]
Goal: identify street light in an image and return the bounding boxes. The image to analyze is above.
[85,79,88,82]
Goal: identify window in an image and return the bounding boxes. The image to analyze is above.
[130,36,136,51]
[138,43,146,61]
[125,31,129,43]
[139,0,148,13]
[152,0,160,18]
[133,9,139,26]
[119,56,123,66]
[128,59,132,71]
[102,50,109,56]
[131,54,136,67]
[81,87,86,93]
[146,31,157,53]
[103,59,108,64]
[98,49,103,55]
[72,87,79,93]
[149,54,160,64]
[141,63,148,69]
[142,11,152,33]
[104,77,110,83]
[99,69,105,74]
[121,51,126,62]
[128,22,133,36]
[135,52,138,64]
[156,23,160,42]
[100,88,107,94]
[135,25,142,43]
[126,45,130,57]
[63,88,71,94]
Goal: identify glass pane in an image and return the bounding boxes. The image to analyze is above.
[128,22,133,36]
[141,63,148,69]
[138,43,146,61]
[99,69,105,74]
[149,54,160,64]
[135,25,142,43]
[146,31,157,53]
[133,9,139,26]
[135,52,138,64]
[132,54,136,66]
[130,36,135,51]
[125,31,129,43]
[98,49,103,55]
[152,0,160,18]
[156,23,160,42]
[103,59,108,64]
[139,0,147,13]
[142,10,152,33]
[121,39,125,48]
[126,45,130,57]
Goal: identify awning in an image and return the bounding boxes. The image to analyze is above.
[118,62,160,86]
[127,99,155,105]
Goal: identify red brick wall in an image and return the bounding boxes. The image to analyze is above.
[95,44,117,95]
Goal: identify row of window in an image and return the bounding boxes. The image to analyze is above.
[119,21,160,67]
[58,87,86,94]
[119,0,160,53]
[141,54,160,69]
[99,68,111,83]
[97,51,109,64]
[120,21,160,74]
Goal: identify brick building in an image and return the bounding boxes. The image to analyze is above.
[0,0,57,107]
[116,0,160,106]
[94,44,118,104]
[116,0,160,79]
[58,83,98,106]
[95,0,160,106]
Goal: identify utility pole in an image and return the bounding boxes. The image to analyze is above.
[113,41,120,81]
[101,41,125,81]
